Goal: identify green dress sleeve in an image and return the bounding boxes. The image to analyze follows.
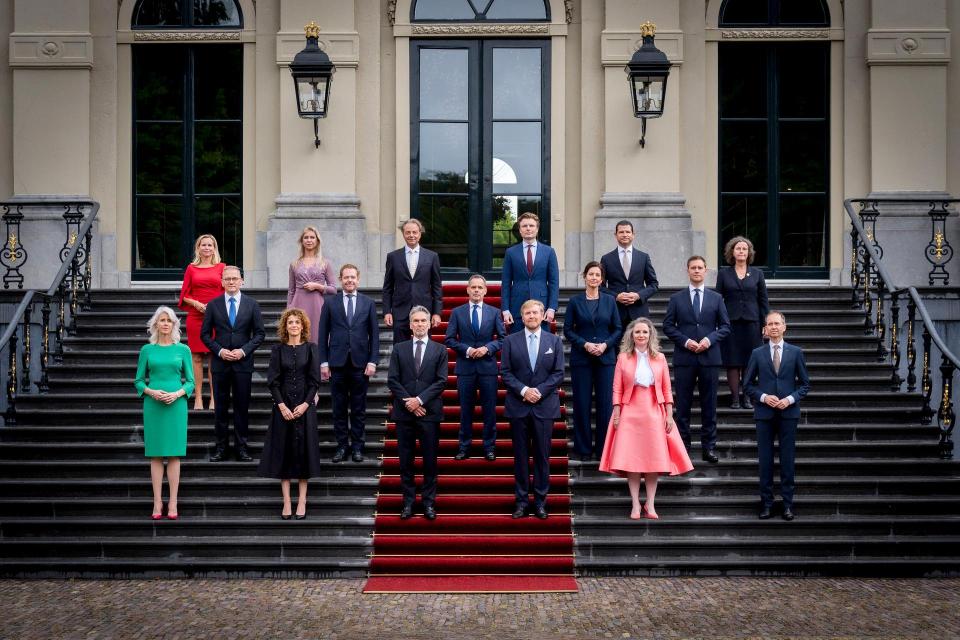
[134,345,149,397]
[180,343,196,397]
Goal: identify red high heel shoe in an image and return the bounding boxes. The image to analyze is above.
[643,506,659,520]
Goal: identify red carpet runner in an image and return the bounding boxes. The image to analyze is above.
[363,283,578,593]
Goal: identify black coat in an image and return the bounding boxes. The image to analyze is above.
[714,266,769,323]
[382,246,443,321]
[387,338,448,422]
[600,247,659,320]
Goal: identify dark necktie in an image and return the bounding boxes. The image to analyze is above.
[471,304,480,333]
[228,297,237,326]
[692,289,701,322]
[526,244,534,275]
[346,294,355,324]
[414,340,423,375]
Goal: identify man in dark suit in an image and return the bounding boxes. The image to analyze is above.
[662,255,731,463]
[444,274,506,462]
[200,265,266,462]
[600,219,659,327]
[743,311,810,521]
[501,299,564,519]
[317,263,380,463]
[387,306,449,520]
[500,212,559,333]
[382,218,442,344]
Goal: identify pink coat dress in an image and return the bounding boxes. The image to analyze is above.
[287,259,337,343]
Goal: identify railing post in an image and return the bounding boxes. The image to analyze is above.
[862,241,874,334]
[937,357,956,459]
[889,291,902,391]
[68,253,80,336]
[20,303,31,392]
[906,299,917,393]
[82,225,93,310]
[850,225,861,308]
[925,201,954,286]
[4,332,17,426]
[54,282,65,363]
[921,329,934,425]
[875,282,887,360]
[0,204,26,290]
[38,296,50,393]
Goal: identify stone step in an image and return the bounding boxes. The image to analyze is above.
[0,516,375,538]
[0,496,376,518]
[573,556,960,577]
[0,476,379,498]
[0,557,371,579]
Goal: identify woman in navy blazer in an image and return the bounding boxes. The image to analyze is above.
[714,236,769,409]
[563,261,623,459]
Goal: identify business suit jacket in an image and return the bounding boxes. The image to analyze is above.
[563,293,623,367]
[387,338,449,422]
[382,246,443,320]
[200,293,266,374]
[714,266,769,323]
[500,329,564,420]
[316,291,380,369]
[743,342,811,421]
[600,247,659,320]
[500,242,560,321]
[662,288,732,367]
[444,302,505,376]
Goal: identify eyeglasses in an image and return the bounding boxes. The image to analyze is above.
[223,277,242,282]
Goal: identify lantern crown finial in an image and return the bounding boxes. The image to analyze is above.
[304,21,321,40]
[640,21,656,38]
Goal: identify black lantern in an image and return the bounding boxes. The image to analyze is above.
[625,21,670,148]
[290,21,336,148]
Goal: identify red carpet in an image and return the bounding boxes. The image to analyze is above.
[363,283,578,593]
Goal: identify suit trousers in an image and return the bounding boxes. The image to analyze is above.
[396,418,439,507]
[330,362,369,451]
[456,373,499,453]
[673,364,720,452]
[212,369,252,449]
[571,361,615,456]
[509,414,553,508]
[756,415,798,509]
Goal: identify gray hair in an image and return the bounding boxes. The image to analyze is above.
[147,306,182,345]
[399,218,425,233]
[409,305,431,321]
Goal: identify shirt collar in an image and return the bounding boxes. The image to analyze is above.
[635,348,649,358]
[770,340,785,349]
[524,240,538,248]
[471,301,482,309]
[525,328,541,340]
[406,245,420,253]
[620,246,632,254]
[688,284,703,293]
[225,291,241,303]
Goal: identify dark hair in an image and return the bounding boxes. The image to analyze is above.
[686,255,707,268]
[614,220,634,233]
[582,260,604,279]
[723,236,756,265]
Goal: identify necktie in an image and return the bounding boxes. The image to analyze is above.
[692,289,701,322]
[621,249,631,275]
[773,344,781,374]
[228,297,237,326]
[471,304,480,334]
[346,294,355,324]
[528,333,538,371]
[414,340,423,375]
[406,250,417,277]
[526,244,534,275]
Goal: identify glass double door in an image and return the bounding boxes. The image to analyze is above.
[411,39,550,277]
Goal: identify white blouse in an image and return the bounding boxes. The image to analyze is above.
[633,349,654,387]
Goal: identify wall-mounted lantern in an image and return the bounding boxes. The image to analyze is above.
[625,21,670,148]
[290,21,336,148]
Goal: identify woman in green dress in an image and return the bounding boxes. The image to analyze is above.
[134,306,195,520]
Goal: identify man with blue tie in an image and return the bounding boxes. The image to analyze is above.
[500,212,559,333]
[743,311,810,521]
[501,300,565,520]
[445,274,506,462]
[662,255,731,463]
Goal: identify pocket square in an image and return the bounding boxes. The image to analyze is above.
[545,348,554,354]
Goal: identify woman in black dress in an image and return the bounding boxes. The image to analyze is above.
[258,308,322,519]
[715,236,768,409]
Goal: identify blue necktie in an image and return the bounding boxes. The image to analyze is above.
[471,304,480,334]
[692,289,701,322]
[228,296,237,327]
[528,332,538,371]
[347,294,355,325]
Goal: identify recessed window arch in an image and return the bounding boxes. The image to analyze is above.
[412,0,549,22]
[133,0,243,28]
[719,0,829,27]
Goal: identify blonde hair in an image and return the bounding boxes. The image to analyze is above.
[619,317,661,359]
[520,299,545,314]
[294,226,325,267]
[191,234,222,266]
[146,306,182,345]
[277,308,311,344]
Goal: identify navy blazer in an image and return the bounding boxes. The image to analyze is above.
[200,293,266,374]
[662,287,732,367]
[743,341,810,420]
[600,247,659,319]
[443,302,505,376]
[387,338,448,422]
[714,266,769,323]
[382,246,443,319]
[500,242,560,321]
[500,329,564,420]
[562,293,623,367]
[316,291,380,369]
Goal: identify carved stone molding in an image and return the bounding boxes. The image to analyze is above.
[133,31,241,41]
[9,33,93,68]
[867,30,951,66]
[276,32,360,67]
[564,0,573,24]
[412,24,549,35]
[387,0,397,26]
[601,31,683,66]
[721,29,829,39]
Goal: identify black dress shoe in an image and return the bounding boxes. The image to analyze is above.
[701,450,719,463]
[454,450,469,461]
[280,513,292,520]
[534,504,548,520]
[235,448,252,462]
[209,447,228,462]
[351,450,364,463]
[484,451,496,462]
[742,396,753,409]
[512,505,528,519]
[400,504,414,520]
[294,513,307,520]
[424,506,437,520]
[729,398,741,409]
[782,508,795,521]
[332,447,348,463]
[758,506,773,519]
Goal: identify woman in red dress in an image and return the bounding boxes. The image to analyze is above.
[178,234,225,410]
[599,318,693,520]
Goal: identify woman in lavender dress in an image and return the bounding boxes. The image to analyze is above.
[287,226,337,343]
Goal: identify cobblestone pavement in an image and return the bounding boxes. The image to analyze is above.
[1,578,958,640]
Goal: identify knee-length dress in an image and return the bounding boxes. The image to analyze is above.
[715,266,768,368]
[257,342,323,480]
[599,351,693,476]
[287,259,337,343]
[135,342,195,457]
[178,262,226,353]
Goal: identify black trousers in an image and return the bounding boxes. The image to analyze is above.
[509,414,553,508]
[392,321,412,345]
[456,373,499,453]
[673,364,719,452]
[212,369,252,449]
[756,415,798,509]
[570,361,615,457]
[330,362,370,451]
[396,418,439,507]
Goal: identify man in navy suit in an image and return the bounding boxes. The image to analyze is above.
[500,212,559,333]
[501,300,564,519]
[317,264,380,463]
[200,266,266,462]
[444,274,505,462]
[662,255,731,463]
[743,311,810,521]
[600,220,659,327]
[382,218,442,344]
[387,306,449,520]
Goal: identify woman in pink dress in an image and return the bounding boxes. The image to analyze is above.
[177,234,225,410]
[287,226,336,343]
[599,317,694,520]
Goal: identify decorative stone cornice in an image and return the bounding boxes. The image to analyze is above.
[867,29,951,66]
[601,30,683,66]
[411,24,549,35]
[387,0,397,26]
[564,0,573,24]
[133,30,241,41]
[9,33,93,68]
[276,31,359,68]
[721,29,829,39]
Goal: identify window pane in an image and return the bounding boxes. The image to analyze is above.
[136,123,183,195]
[135,46,184,121]
[485,0,548,20]
[779,122,826,193]
[195,46,242,120]
[778,44,827,118]
[779,195,826,266]
[419,49,469,120]
[492,48,541,120]
[720,122,767,192]
[136,197,183,269]
[492,122,541,194]
[194,123,241,194]
[413,0,476,20]
[193,0,241,26]
[719,0,768,25]
[778,0,828,26]
[419,123,469,194]
[417,196,470,269]
[720,195,768,266]
[195,196,242,266]
[492,196,541,269]
[133,0,184,26]
[719,45,766,118]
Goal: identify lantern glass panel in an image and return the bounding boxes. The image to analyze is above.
[631,76,665,117]
[296,77,328,117]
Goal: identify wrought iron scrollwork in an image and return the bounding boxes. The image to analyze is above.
[925,201,954,285]
[4,333,16,426]
[889,292,902,391]
[920,330,934,425]
[0,205,27,289]
[905,300,917,393]
[937,358,956,459]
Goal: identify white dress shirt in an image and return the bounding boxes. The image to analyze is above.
[520,328,541,397]
[760,340,795,406]
[219,291,244,358]
[633,349,654,387]
[688,285,703,311]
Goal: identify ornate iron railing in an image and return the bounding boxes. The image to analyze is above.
[0,199,99,425]
[846,197,958,458]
